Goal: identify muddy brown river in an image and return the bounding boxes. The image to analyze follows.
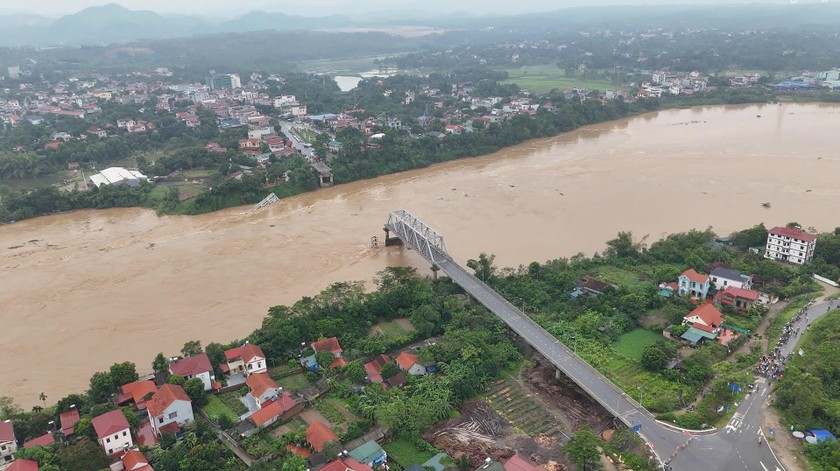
[2,103,840,407]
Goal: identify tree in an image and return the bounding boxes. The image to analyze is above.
[0,396,23,419]
[55,394,90,416]
[88,371,115,404]
[467,252,497,282]
[641,344,669,372]
[344,360,367,384]
[38,392,47,408]
[152,352,168,373]
[604,231,646,259]
[167,375,186,387]
[159,432,177,449]
[217,414,234,431]
[564,426,603,471]
[121,407,140,429]
[282,454,309,471]
[315,351,336,370]
[183,378,207,407]
[73,417,95,440]
[381,362,401,380]
[205,342,227,372]
[322,440,342,459]
[109,362,139,388]
[181,340,203,357]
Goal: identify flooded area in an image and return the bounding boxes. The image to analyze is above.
[2,103,840,407]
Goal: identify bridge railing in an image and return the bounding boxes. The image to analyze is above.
[386,210,451,264]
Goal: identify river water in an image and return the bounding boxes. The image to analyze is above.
[2,103,840,407]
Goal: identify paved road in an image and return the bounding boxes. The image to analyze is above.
[279,121,315,160]
[388,211,838,470]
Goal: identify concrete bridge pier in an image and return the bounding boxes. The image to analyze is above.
[556,369,563,380]
[430,265,440,280]
[383,227,404,247]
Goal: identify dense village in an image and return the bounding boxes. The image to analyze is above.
[2,220,839,471]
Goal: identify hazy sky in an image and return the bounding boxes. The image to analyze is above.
[10,0,800,17]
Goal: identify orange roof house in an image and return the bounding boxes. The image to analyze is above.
[305,421,339,453]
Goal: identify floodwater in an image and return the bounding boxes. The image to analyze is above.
[2,103,840,407]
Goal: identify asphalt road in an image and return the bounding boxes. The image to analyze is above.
[279,121,314,160]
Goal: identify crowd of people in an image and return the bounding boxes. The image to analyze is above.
[755,299,816,379]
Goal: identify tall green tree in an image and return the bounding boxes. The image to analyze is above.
[109,362,139,388]
[564,426,603,471]
[181,340,203,357]
[152,352,169,373]
[88,371,115,404]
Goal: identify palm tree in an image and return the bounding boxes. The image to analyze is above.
[39,392,47,408]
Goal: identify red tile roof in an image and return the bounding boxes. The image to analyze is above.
[287,444,312,458]
[685,304,724,328]
[147,384,191,417]
[0,420,15,442]
[305,421,339,452]
[365,354,392,383]
[246,373,279,399]
[769,226,817,242]
[718,286,760,302]
[122,449,154,471]
[321,457,374,471]
[681,269,709,284]
[249,392,297,426]
[60,408,80,436]
[23,432,55,448]
[396,352,421,371]
[225,344,265,363]
[7,460,39,471]
[504,454,546,471]
[159,422,180,435]
[312,337,343,355]
[169,353,213,377]
[121,380,158,407]
[92,409,130,440]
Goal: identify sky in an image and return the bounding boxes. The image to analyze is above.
[8,0,801,17]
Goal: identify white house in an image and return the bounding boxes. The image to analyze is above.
[1,420,17,468]
[709,267,753,291]
[395,352,426,376]
[147,384,194,437]
[169,353,215,391]
[89,167,148,188]
[677,269,710,299]
[246,373,281,409]
[223,343,266,377]
[91,409,133,456]
[764,226,817,265]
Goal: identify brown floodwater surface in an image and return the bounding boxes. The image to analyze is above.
[2,103,840,407]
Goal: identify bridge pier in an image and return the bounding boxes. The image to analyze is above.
[383,226,404,247]
[430,265,439,280]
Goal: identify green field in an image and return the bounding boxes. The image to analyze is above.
[218,391,249,416]
[370,318,415,337]
[202,394,240,423]
[594,266,648,290]
[502,64,616,93]
[274,373,312,393]
[613,329,663,360]
[383,438,440,468]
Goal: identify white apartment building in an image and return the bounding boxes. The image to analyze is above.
[764,226,817,265]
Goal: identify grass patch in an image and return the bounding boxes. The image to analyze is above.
[275,373,312,393]
[383,438,439,468]
[202,394,239,423]
[315,399,346,426]
[593,266,649,290]
[613,329,662,361]
[370,318,415,337]
[177,184,206,201]
[218,391,249,416]
[501,64,616,93]
[178,168,211,179]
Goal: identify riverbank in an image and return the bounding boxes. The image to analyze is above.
[2,102,840,407]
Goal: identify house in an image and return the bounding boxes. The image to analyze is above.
[710,267,753,291]
[657,282,679,298]
[714,287,760,310]
[0,420,16,467]
[504,454,546,471]
[348,440,387,467]
[7,460,39,471]
[570,278,610,299]
[147,384,193,437]
[121,449,154,471]
[365,354,392,383]
[22,433,54,449]
[116,380,158,409]
[246,373,281,409]
[678,269,710,298]
[312,337,346,368]
[67,162,80,171]
[395,352,426,376]
[59,407,80,437]
[224,343,267,377]
[385,372,407,388]
[683,304,724,331]
[764,226,817,265]
[321,457,374,471]
[247,392,302,430]
[92,409,133,456]
[87,127,107,139]
[205,142,227,153]
[238,138,262,152]
[305,422,339,453]
[169,354,215,391]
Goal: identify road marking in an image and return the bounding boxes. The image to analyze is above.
[760,461,769,471]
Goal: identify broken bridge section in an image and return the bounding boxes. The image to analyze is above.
[384,209,451,264]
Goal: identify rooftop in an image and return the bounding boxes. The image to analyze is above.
[312,337,343,355]
[92,409,130,439]
[169,353,213,377]
[681,268,709,284]
[0,420,15,442]
[396,352,421,371]
[306,421,339,452]
[768,226,817,242]
[225,343,265,363]
[247,373,279,398]
[147,384,191,417]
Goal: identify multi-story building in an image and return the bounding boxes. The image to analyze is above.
[206,73,241,91]
[147,384,194,437]
[1,420,17,469]
[91,410,133,456]
[678,269,710,299]
[169,354,215,391]
[764,226,817,265]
